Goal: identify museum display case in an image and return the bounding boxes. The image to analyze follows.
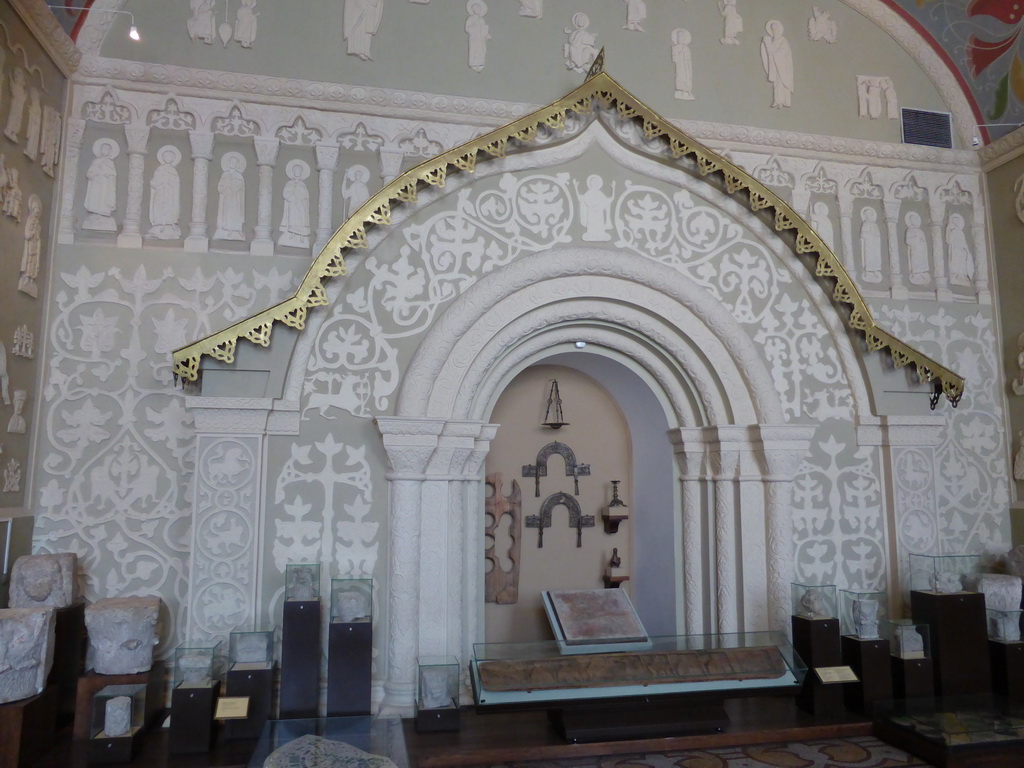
[840,590,887,638]
[230,629,275,669]
[415,655,460,732]
[285,563,321,602]
[986,609,1023,643]
[330,579,372,624]
[87,683,146,763]
[170,643,221,754]
[791,583,837,620]
[225,628,276,740]
[281,564,322,719]
[173,643,220,688]
[327,579,373,717]
[884,620,930,660]
[909,554,981,594]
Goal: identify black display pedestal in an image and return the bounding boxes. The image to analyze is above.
[86,727,145,764]
[224,663,276,740]
[792,615,844,716]
[327,620,372,717]
[910,590,990,697]
[168,680,220,754]
[50,603,86,719]
[550,696,729,742]
[0,685,57,768]
[73,661,165,740]
[841,636,892,715]
[415,704,460,733]
[990,640,1024,702]
[281,600,321,718]
[891,656,934,699]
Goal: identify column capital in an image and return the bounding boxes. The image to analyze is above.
[254,136,280,166]
[189,131,215,160]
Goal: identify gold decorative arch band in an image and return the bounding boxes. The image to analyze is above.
[172,57,964,408]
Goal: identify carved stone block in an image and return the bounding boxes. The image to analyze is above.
[0,607,56,704]
[85,597,161,675]
[104,694,132,737]
[9,553,77,609]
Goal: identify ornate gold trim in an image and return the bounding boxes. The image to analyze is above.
[173,62,964,407]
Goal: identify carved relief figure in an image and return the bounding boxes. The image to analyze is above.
[623,0,646,32]
[83,138,120,232]
[859,207,883,283]
[341,164,372,219]
[234,0,259,48]
[760,21,793,108]
[719,0,742,45]
[8,390,26,434]
[466,1,490,72]
[857,76,899,120]
[3,459,20,493]
[671,28,694,100]
[9,553,77,609]
[519,0,542,18]
[810,201,835,252]
[344,0,383,61]
[85,597,162,675]
[904,211,930,285]
[0,342,10,405]
[147,146,182,240]
[214,152,246,241]
[278,159,311,249]
[286,565,317,600]
[39,106,61,177]
[798,588,829,619]
[0,608,54,704]
[4,68,26,142]
[3,167,21,221]
[1015,174,1024,226]
[23,88,41,161]
[188,0,217,44]
[573,175,615,242]
[564,13,598,74]
[946,213,975,286]
[19,194,41,297]
[807,6,837,43]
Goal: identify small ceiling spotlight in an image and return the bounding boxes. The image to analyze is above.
[129,24,141,41]
[574,341,587,349]
[48,6,140,41]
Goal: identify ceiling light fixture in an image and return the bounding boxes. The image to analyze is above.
[47,6,140,41]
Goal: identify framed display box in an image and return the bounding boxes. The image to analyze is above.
[415,656,459,732]
[791,583,837,620]
[327,579,372,717]
[169,643,221,754]
[225,628,276,740]
[840,590,887,639]
[909,553,980,594]
[281,565,321,719]
[87,683,145,763]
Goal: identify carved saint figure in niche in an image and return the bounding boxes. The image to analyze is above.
[718,0,742,45]
[188,0,217,44]
[3,460,20,493]
[23,88,41,161]
[519,0,542,18]
[344,0,383,61]
[809,201,835,253]
[671,28,694,100]
[760,20,793,108]
[858,206,883,283]
[234,0,259,48]
[466,1,490,72]
[904,211,930,286]
[622,0,646,32]
[341,164,371,219]
[3,167,21,221]
[564,13,598,74]
[7,389,26,434]
[573,174,615,242]
[278,159,311,249]
[83,138,120,231]
[946,213,975,286]
[4,68,26,143]
[214,152,246,241]
[147,146,182,240]
[807,6,837,43]
[19,194,41,297]
[39,107,61,177]
[0,341,10,405]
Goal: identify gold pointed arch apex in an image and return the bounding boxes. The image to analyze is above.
[172,70,965,408]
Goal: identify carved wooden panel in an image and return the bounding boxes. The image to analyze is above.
[484,473,522,604]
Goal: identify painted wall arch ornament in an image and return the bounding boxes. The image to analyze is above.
[172,53,965,408]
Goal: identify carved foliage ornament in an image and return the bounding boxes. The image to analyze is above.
[171,61,964,407]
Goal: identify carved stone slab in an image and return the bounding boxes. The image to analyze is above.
[85,596,162,675]
[544,588,647,645]
[9,552,78,609]
[0,607,56,704]
[484,473,521,604]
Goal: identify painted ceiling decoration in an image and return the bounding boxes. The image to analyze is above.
[171,55,966,408]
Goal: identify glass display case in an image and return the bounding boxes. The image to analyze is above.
[229,629,274,670]
[909,553,980,594]
[987,609,1023,643]
[883,620,929,659]
[91,683,146,739]
[330,578,372,624]
[791,583,837,620]
[285,563,321,601]
[417,656,459,712]
[839,590,887,638]
[173,642,220,688]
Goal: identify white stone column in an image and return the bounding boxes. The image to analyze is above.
[884,198,907,299]
[712,434,740,635]
[251,137,280,255]
[185,132,214,252]
[117,124,151,249]
[671,428,709,637]
[837,194,857,282]
[184,397,273,645]
[928,199,951,302]
[57,117,86,244]
[313,143,340,254]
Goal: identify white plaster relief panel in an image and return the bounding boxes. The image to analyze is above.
[857,76,898,120]
[671,29,694,101]
[760,21,794,109]
[564,13,598,73]
[808,7,837,43]
[719,0,742,45]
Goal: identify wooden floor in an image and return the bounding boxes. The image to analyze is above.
[33,697,873,768]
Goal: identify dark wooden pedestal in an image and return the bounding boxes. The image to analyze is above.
[841,636,892,714]
[990,640,1024,702]
[549,697,729,743]
[0,685,57,768]
[416,705,461,733]
[168,680,219,754]
[280,600,321,719]
[50,603,86,718]
[911,590,990,697]
[327,620,372,717]
[224,664,275,740]
[73,661,165,740]
[86,728,145,764]
[792,616,844,716]
[891,656,934,699]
